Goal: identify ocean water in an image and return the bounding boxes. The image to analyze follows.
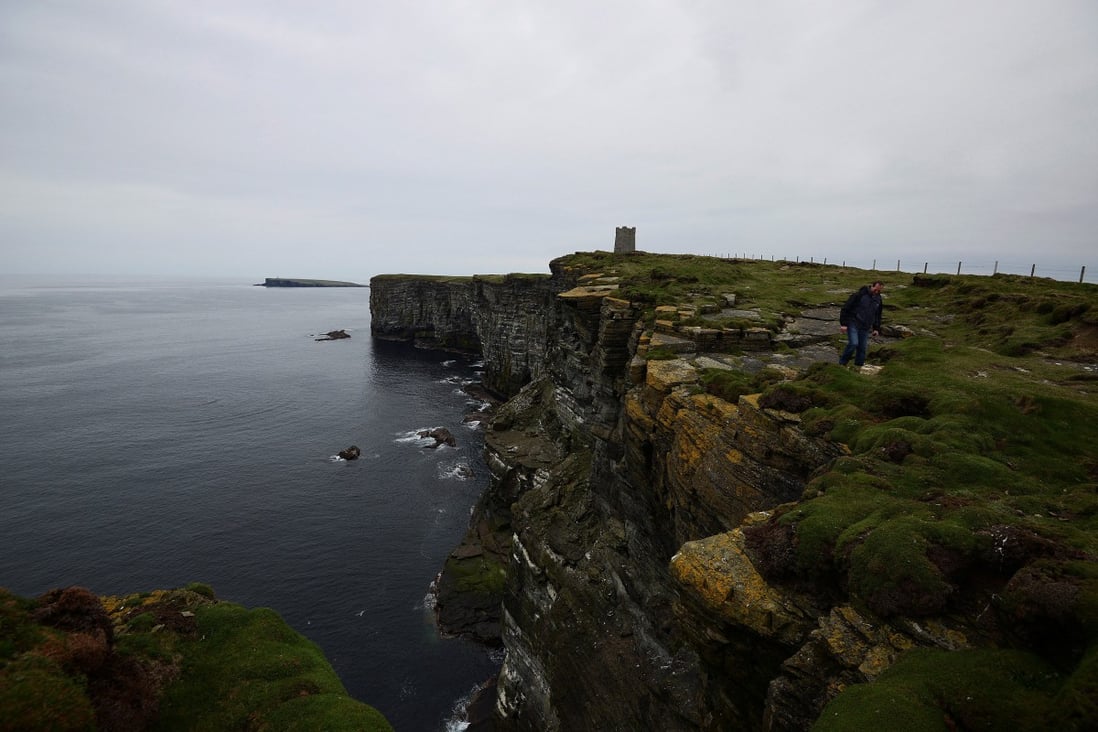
[0,276,499,731]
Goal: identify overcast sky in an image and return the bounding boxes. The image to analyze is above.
[1,1,1095,281]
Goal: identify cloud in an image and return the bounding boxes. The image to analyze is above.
[1,1,1096,279]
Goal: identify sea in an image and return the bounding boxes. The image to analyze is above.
[0,276,500,731]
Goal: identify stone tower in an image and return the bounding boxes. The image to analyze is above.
[614,226,636,253]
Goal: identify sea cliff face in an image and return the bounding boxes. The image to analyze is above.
[371,273,558,396]
[371,259,845,729]
[369,254,1098,731]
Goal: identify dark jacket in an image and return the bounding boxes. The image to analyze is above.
[839,286,883,331]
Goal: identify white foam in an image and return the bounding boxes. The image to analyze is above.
[444,682,490,732]
[422,574,440,611]
[438,461,473,480]
[394,428,442,447]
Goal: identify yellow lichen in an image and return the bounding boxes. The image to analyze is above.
[670,530,813,646]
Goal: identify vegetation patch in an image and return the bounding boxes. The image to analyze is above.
[553,253,1097,728]
[699,367,789,403]
[155,602,390,731]
[814,647,1065,732]
[0,586,392,731]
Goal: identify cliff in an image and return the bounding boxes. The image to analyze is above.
[0,584,392,731]
[370,252,1098,731]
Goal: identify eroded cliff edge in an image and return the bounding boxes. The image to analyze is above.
[370,253,1098,731]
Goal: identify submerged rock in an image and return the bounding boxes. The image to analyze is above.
[418,427,456,448]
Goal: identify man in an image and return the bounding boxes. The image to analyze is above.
[839,280,883,367]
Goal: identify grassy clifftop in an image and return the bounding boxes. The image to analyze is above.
[0,585,392,731]
[555,251,1098,729]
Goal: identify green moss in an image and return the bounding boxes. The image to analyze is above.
[183,582,215,599]
[444,555,508,595]
[0,654,96,731]
[0,590,42,662]
[814,648,1066,732]
[846,516,957,616]
[700,368,761,403]
[544,252,1098,727]
[758,381,831,413]
[1055,644,1098,730]
[115,630,174,663]
[153,603,392,731]
[126,611,157,632]
[645,347,678,361]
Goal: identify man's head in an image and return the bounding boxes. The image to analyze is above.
[871,281,884,295]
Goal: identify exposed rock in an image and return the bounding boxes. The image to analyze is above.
[418,427,456,448]
[671,529,818,647]
[338,445,361,460]
[372,264,846,730]
[369,256,1092,731]
[315,329,351,341]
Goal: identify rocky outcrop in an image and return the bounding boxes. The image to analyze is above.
[0,585,392,731]
[371,260,851,729]
[371,255,1095,730]
[418,427,457,448]
[371,274,563,396]
[370,275,484,354]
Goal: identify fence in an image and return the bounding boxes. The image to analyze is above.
[713,253,1094,285]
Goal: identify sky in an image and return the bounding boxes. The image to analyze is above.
[1,1,1096,281]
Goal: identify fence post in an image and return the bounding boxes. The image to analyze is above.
[872,259,877,270]
[993,261,998,275]
[896,259,901,272]
[957,261,962,275]
[1030,264,1036,278]
[923,262,928,274]
[1081,266,1086,284]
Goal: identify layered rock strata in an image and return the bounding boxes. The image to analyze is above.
[369,259,914,730]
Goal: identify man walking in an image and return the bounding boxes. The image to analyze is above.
[839,281,884,367]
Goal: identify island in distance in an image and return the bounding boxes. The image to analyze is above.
[256,277,366,287]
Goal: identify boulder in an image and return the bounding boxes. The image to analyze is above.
[315,329,350,341]
[418,427,456,448]
[338,445,361,460]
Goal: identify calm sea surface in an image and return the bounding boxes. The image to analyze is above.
[0,276,498,731]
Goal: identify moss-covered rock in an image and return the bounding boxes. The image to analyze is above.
[0,586,392,732]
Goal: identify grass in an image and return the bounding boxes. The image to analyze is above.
[813,647,1065,732]
[153,603,391,731]
[0,586,392,731]
[551,251,1098,726]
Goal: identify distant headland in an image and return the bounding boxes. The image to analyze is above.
[256,277,366,287]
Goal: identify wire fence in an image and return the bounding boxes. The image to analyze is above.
[712,253,1095,285]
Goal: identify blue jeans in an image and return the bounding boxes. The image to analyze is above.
[840,327,870,366]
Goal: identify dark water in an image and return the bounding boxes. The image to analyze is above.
[0,276,498,731]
